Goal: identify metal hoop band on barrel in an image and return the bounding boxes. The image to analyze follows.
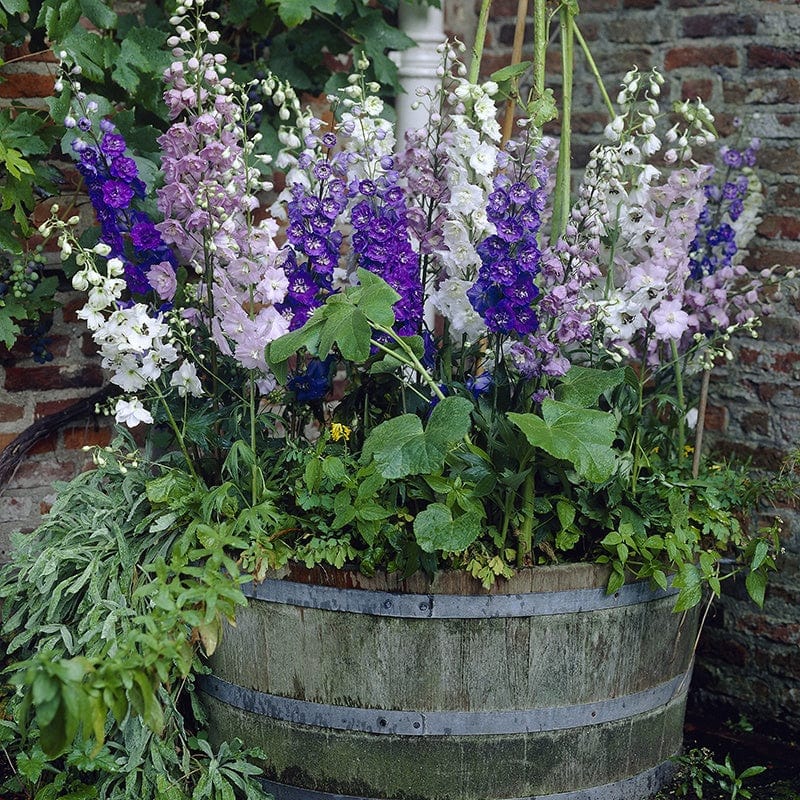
[242,576,677,619]
[200,668,691,736]
[259,761,675,800]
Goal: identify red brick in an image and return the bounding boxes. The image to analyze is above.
[771,352,800,373]
[488,0,524,15]
[682,14,757,38]
[4,364,104,392]
[748,245,800,269]
[0,72,55,99]
[623,0,656,7]
[681,78,713,102]
[758,215,800,241]
[736,615,800,646]
[1,333,70,362]
[725,76,800,105]
[774,182,800,208]
[664,45,739,70]
[27,435,58,456]
[3,43,58,63]
[738,347,760,365]
[0,432,16,450]
[35,398,83,418]
[748,44,800,70]
[580,0,620,9]
[703,404,728,432]
[8,459,80,489]
[61,296,85,324]
[756,382,780,403]
[0,402,25,422]
[63,424,112,450]
[82,333,99,357]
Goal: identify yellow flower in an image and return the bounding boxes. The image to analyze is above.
[330,423,351,443]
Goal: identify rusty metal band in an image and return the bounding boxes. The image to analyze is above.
[200,668,691,736]
[258,760,675,800]
[241,577,676,619]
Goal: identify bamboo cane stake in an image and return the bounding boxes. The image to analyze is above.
[501,0,530,144]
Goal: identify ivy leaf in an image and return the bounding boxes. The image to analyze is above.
[79,0,117,29]
[1,0,29,14]
[508,400,618,483]
[414,503,482,553]
[274,0,337,27]
[362,396,472,479]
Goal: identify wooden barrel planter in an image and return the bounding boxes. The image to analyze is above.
[200,563,699,800]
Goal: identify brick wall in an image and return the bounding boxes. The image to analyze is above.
[446,0,800,734]
[0,40,112,557]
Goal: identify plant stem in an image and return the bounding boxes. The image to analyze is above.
[692,368,711,479]
[501,0,530,144]
[155,389,199,480]
[517,469,536,567]
[533,0,547,100]
[670,339,686,464]
[469,0,493,84]
[574,23,614,118]
[550,2,575,244]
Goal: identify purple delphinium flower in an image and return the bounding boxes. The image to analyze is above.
[468,178,544,337]
[349,178,422,338]
[69,118,178,295]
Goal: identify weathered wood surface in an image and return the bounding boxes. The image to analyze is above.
[203,564,698,800]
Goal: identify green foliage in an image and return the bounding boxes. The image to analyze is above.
[673,748,767,800]
[0,440,270,800]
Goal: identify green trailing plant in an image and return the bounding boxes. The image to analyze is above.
[672,748,767,800]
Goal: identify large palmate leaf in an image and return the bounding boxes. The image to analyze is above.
[362,396,473,479]
[556,365,626,408]
[508,399,618,483]
[266,269,400,381]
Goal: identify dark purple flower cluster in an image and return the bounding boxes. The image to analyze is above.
[288,356,333,403]
[689,139,759,280]
[280,163,347,329]
[349,174,422,337]
[467,178,545,336]
[72,121,176,295]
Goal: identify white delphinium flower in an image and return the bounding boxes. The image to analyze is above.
[108,354,149,392]
[428,278,486,341]
[440,220,482,278]
[170,360,204,397]
[115,398,154,428]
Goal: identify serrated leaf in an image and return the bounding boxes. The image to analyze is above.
[750,539,768,571]
[745,569,767,608]
[673,563,702,611]
[508,400,618,483]
[79,0,117,29]
[276,0,337,27]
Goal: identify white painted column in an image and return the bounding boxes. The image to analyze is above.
[394,2,446,144]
